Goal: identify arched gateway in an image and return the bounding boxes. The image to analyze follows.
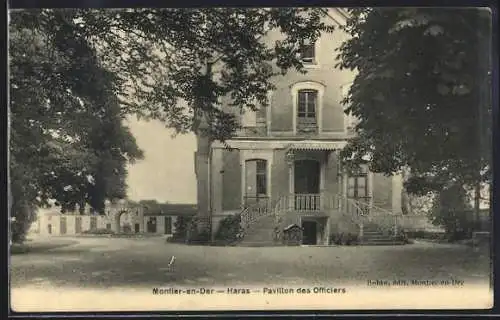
[106,201,145,233]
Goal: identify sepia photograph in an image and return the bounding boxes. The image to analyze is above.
[8,6,493,313]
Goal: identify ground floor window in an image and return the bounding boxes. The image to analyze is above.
[347,167,368,200]
[347,167,370,215]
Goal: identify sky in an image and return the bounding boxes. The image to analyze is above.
[125,117,197,204]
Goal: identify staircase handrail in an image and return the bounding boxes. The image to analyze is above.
[239,198,280,233]
[343,196,403,236]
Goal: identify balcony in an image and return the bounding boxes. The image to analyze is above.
[294,194,321,211]
[276,194,324,212]
[297,118,318,135]
[275,194,374,216]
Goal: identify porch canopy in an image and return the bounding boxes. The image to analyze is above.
[285,140,347,151]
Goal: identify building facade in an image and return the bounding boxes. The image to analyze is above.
[195,9,405,245]
[34,201,197,237]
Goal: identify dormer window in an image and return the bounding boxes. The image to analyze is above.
[300,41,316,64]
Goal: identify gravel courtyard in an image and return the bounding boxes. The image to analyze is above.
[11,236,491,288]
[10,236,492,311]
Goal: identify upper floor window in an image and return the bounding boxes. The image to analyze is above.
[300,41,316,64]
[298,90,317,119]
[291,81,325,134]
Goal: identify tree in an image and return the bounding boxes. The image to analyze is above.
[14,8,334,139]
[9,8,334,240]
[336,8,492,202]
[428,183,474,241]
[9,16,143,241]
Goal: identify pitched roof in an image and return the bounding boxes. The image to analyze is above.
[141,203,198,216]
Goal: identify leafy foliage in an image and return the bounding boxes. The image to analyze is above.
[337,8,492,193]
[214,214,243,245]
[9,14,144,240]
[12,8,334,140]
[170,216,192,241]
[428,183,475,241]
[9,8,333,241]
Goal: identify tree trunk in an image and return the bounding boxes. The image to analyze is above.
[474,183,481,231]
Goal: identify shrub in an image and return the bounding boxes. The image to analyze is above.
[171,216,192,241]
[11,201,38,244]
[427,183,476,241]
[392,229,409,243]
[214,214,243,245]
[330,232,359,245]
[185,217,211,245]
[122,224,132,233]
[344,232,359,245]
[405,230,447,241]
[82,228,115,235]
[330,233,342,245]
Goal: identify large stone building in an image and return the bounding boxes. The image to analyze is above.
[194,9,408,246]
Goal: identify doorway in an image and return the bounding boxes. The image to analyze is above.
[146,217,157,233]
[75,217,82,233]
[302,220,317,245]
[294,160,321,210]
[60,217,67,235]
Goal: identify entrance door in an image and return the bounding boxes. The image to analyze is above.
[60,217,67,235]
[302,220,317,245]
[75,217,82,233]
[164,217,172,234]
[147,217,157,233]
[294,160,320,210]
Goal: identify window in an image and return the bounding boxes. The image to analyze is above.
[256,160,267,195]
[298,90,317,119]
[347,168,369,200]
[300,42,316,63]
[106,223,111,230]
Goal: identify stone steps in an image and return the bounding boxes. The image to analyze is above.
[361,228,406,246]
[238,215,278,246]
